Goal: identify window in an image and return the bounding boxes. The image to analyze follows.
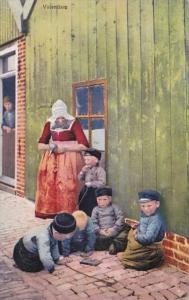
[73,80,107,152]
[2,53,15,73]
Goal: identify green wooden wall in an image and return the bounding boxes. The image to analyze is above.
[0,0,20,46]
[24,0,189,236]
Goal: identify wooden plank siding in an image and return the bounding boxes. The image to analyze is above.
[106,0,119,199]
[140,0,156,189]
[0,0,20,45]
[22,0,189,235]
[116,0,130,211]
[154,0,172,226]
[186,1,189,198]
[126,0,142,215]
[169,0,188,233]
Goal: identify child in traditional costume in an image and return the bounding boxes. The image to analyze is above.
[78,148,106,216]
[91,186,130,254]
[60,210,96,257]
[35,99,89,218]
[2,96,15,133]
[121,189,166,270]
[13,213,76,273]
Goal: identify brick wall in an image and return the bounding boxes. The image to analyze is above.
[16,36,26,197]
[126,218,189,273]
[163,232,189,273]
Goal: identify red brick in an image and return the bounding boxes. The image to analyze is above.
[164,248,174,257]
[16,36,26,197]
[179,244,189,255]
[165,232,175,241]
[176,235,186,244]
[165,256,178,267]
[163,239,178,250]
[178,262,189,273]
[174,252,189,264]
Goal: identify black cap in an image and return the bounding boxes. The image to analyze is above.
[83,148,101,160]
[51,213,76,234]
[138,189,161,203]
[95,186,112,197]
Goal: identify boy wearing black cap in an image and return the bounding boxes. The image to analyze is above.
[91,186,130,254]
[78,148,106,216]
[13,213,76,273]
[121,189,166,270]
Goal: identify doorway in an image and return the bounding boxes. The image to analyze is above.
[0,45,16,186]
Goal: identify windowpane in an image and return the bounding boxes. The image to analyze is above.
[76,87,88,115]
[2,54,16,73]
[91,119,105,151]
[91,85,104,115]
[79,118,89,140]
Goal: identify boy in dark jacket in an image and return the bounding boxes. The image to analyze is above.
[13,213,76,273]
[121,189,166,270]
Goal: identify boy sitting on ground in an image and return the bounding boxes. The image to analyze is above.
[91,186,131,254]
[120,189,166,270]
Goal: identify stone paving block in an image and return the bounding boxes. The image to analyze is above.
[57,289,76,297]
[181,275,189,284]
[128,283,148,296]
[117,288,133,297]
[124,296,138,300]
[94,281,107,287]
[85,287,102,296]
[77,292,89,298]
[146,281,172,292]
[70,284,87,293]
[178,283,189,294]
[111,282,125,290]
[151,291,167,300]
[164,276,183,287]
[138,294,155,300]
[73,273,86,280]
[42,289,57,300]
[169,286,187,298]
[160,289,178,300]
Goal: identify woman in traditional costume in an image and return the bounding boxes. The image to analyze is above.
[35,99,89,218]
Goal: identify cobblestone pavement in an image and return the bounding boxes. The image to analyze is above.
[0,190,189,300]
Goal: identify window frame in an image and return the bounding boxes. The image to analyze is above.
[72,79,108,152]
[0,42,17,186]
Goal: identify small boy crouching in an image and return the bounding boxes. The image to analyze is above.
[13,213,76,273]
[92,186,131,254]
[121,189,166,270]
[60,210,96,257]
